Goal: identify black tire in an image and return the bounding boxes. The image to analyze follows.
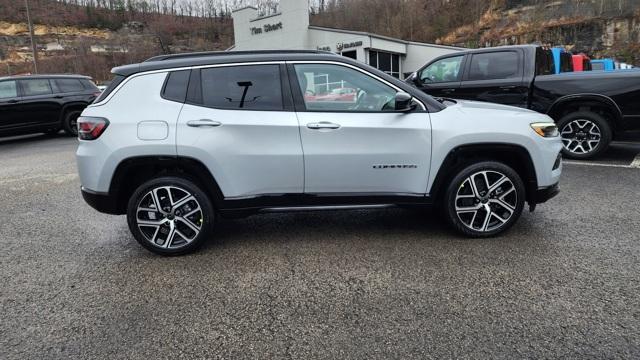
[557,111,612,160]
[127,176,215,256]
[62,110,82,136]
[444,161,525,238]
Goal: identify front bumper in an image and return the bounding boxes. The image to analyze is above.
[81,187,121,215]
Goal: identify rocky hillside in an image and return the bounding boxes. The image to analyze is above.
[0,0,233,81]
[438,0,640,62]
[311,0,640,64]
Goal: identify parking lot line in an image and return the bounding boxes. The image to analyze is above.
[563,160,638,169]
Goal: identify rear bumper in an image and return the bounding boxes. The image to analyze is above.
[531,183,560,205]
[81,187,121,215]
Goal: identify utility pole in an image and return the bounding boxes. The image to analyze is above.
[25,0,39,74]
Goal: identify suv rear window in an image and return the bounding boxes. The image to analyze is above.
[94,75,125,103]
[467,51,519,81]
[198,65,283,111]
[55,78,84,93]
[81,79,99,90]
[162,70,190,103]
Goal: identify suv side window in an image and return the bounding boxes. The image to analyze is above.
[0,80,18,99]
[55,78,84,93]
[294,63,397,112]
[467,51,520,81]
[199,65,283,111]
[419,55,464,83]
[20,79,53,96]
[162,70,190,103]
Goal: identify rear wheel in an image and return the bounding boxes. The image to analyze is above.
[62,110,82,136]
[444,161,525,237]
[127,176,214,255]
[557,111,611,160]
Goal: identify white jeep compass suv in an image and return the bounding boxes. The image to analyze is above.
[77,50,562,255]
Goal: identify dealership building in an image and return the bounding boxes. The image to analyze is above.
[230,0,462,79]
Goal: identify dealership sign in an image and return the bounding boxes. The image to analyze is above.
[250,22,283,35]
[336,41,363,51]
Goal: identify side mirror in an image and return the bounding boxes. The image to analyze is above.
[395,92,415,112]
[407,72,422,86]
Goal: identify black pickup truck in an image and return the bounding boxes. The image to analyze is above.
[406,45,640,159]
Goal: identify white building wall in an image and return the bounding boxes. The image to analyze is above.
[232,0,310,50]
[370,38,407,55]
[308,28,369,61]
[231,0,462,75]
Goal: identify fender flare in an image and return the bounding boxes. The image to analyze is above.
[429,143,538,204]
[546,93,622,124]
[108,156,225,214]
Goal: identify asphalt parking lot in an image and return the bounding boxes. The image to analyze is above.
[1,134,639,359]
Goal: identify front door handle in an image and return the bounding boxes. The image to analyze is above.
[307,122,341,130]
[500,85,516,90]
[187,119,222,128]
[441,89,455,93]
[7,99,19,104]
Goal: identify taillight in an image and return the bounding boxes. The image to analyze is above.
[77,117,109,140]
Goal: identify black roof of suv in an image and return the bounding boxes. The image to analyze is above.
[0,74,93,82]
[108,50,445,111]
[113,50,341,77]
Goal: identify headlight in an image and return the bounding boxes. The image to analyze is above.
[530,122,559,137]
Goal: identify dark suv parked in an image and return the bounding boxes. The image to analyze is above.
[0,75,100,138]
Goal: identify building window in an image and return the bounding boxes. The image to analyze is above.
[341,50,357,60]
[368,50,400,78]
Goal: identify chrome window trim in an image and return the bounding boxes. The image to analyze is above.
[90,60,425,111]
[90,61,285,106]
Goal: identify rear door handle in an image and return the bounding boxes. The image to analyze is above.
[307,122,341,130]
[500,85,516,90]
[7,99,19,103]
[187,119,222,128]
[441,89,456,93]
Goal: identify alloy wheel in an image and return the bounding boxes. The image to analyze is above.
[454,170,517,232]
[135,186,203,249]
[560,119,601,155]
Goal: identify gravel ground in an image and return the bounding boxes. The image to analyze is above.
[1,134,639,359]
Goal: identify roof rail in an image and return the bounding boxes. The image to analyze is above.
[144,49,336,62]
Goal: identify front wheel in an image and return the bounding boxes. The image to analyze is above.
[557,111,612,160]
[444,161,525,237]
[127,176,214,255]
